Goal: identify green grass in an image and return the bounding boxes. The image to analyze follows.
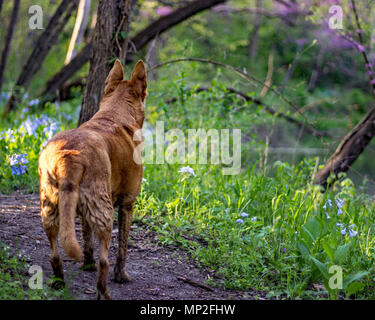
[0,242,70,300]
[137,160,375,299]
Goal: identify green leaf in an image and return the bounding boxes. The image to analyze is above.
[345,282,365,297]
[322,242,335,261]
[297,241,310,258]
[334,243,350,264]
[301,217,321,244]
[119,31,128,40]
[311,257,329,280]
[343,271,369,288]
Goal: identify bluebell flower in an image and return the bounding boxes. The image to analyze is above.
[348,224,358,237]
[10,153,28,166]
[19,165,27,174]
[336,223,358,237]
[1,129,16,142]
[43,121,60,138]
[323,199,333,209]
[178,166,196,176]
[251,216,257,222]
[0,92,9,100]
[336,198,344,209]
[22,117,39,137]
[240,212,249,218]
[236,219,244,224]
[10,154,28,176]
[11,166,19,175]
[28,99,39,106]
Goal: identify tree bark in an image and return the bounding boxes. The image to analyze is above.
[248,0,262,61]
[65,0,91,64]
[2,0,78,117]
[40,0,227,105]
[313,106,375,188]
[0,0,20,93]
[78,0,131,125]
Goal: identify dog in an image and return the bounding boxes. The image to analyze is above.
[38,59,147,299]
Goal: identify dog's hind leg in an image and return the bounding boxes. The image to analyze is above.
[81,186,113,300]
[40,191,64,289]
[80,216,96,271]
[96,229,112,300]
[46,224,65,289]
[114,200,134,283]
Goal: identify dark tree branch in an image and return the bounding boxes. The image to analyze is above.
[0,0,20,93]
[313,106,375,188]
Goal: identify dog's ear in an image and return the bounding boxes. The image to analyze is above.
[130,60,147,100]
[104,59,124,95]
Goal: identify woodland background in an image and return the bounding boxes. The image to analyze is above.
[1,0,375,299]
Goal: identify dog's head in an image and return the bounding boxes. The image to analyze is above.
[103,59,147,127]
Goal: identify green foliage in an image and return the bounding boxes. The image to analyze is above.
[0,242,68,300]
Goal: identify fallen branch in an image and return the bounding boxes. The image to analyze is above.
[313,106,375,188]
[176,275,213,291]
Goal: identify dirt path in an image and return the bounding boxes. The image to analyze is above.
[0,191,255,300]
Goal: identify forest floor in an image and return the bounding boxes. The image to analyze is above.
[0,191,257,300]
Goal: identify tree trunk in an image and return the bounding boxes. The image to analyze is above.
[313,106,375,188]
[2,0,78,117]
[0,0,3,17]
[248,0,262,61]
[78,0,131,125]
[65,0,91,64]
[40,0,227,105]
[0,0,20,93]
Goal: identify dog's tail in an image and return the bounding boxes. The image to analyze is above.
[58,180,83,261]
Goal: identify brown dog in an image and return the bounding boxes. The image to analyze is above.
[38,59,147,299]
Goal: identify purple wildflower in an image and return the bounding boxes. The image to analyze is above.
[156,6,172,16]
[357,44,365,52]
